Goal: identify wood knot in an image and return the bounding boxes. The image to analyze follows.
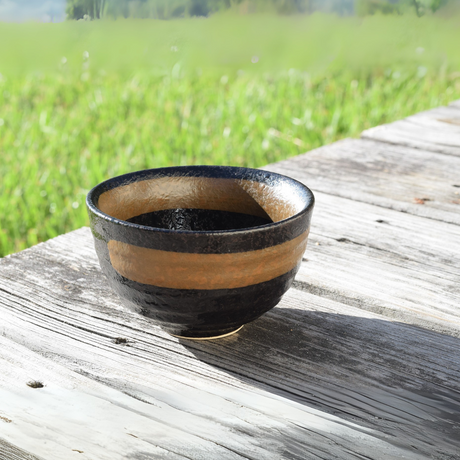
[27,381,44,389]
[114,337,128,345]
[414,197,431,205]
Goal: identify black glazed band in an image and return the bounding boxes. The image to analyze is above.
[89,165,299,200]
[87,165,315,253]
[96,240,300,338]
[89,210,312,254]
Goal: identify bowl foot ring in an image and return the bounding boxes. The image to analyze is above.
[170,325,244,341]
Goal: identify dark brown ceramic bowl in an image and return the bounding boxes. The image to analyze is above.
[86,166,314,339]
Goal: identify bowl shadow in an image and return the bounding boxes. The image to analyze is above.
[178,305,460,455]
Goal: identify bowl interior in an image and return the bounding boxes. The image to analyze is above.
[91,167,311,232]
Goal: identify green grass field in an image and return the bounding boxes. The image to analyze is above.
[1,14,460,257]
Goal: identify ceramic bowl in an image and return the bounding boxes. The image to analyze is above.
[86,166,314,339]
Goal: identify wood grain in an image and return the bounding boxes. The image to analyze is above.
[361,105,460,156]
[0,226,459,459]
[294,191,460,336]
[0,439,44,460]
[264,137,460,225]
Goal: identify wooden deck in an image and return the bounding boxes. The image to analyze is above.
[1,103,460,460]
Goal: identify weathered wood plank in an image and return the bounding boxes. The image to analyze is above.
[264,137,460,225]
[0,228,459,459]
[293,192,460,337]
[0,297,416,460]
[0,332,423,460]
[449,99,460,109]
[361,105,460,156]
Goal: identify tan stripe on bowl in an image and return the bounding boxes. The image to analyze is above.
[107,230,309,290]
[97,177,304,223]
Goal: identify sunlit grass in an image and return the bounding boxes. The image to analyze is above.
[1,14,460,256]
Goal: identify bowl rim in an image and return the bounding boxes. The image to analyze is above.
[86,165,315,236]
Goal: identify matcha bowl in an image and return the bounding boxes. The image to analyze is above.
[86,166,314,339]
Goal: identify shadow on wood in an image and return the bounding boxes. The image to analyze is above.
[180,306,460,459]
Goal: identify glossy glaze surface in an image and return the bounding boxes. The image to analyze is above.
[86,166,314,338]
[127,209,272,231]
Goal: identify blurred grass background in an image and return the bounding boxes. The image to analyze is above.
[1,13,460,256]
